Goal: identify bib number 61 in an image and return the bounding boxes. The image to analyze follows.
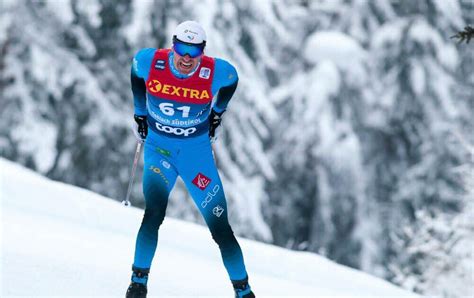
[159,103,190,118]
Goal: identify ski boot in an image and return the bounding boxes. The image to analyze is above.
[232,276,255,298]
[126,266,149,298]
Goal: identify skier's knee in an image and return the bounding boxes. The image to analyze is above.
[210,223,235,245]
[142,207,166,229]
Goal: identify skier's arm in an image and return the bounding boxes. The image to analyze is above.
[211,58,239,114]
[213,80,238,113]
[131,48,155,140]
[131,63,148,140]
[209,59,238,138]
[131,57,147,116]
[131,48,155,116]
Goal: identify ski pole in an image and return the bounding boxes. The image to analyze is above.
[122,140,144,207]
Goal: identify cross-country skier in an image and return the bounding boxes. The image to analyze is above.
[126,21,255,298]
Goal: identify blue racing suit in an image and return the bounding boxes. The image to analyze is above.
[130,48,248,283]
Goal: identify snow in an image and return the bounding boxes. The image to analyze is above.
[221,1,237,20]
[124,0,153,45]
[303,31,366,68]
[44,0,74,25]
[371,19,407,49]
[19,118,57,173]
[408,19,459,69]
[432,0,464,28]
[303,31,368,86]
[75,0,102,28]
[248,0,289,44]
[410,62,426,96]
[0,158,418,297]
[12,45,58,173]
[0,4,12,45]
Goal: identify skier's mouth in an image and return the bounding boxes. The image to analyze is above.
[179,60,193,69]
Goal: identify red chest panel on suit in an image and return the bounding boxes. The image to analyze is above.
[145,49,215,104]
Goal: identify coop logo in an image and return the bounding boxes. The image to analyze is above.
[212,205,224,218]
[147,79,210,100]
[201,184,220,208]
[156,123,197,136]
[192,173,211,190]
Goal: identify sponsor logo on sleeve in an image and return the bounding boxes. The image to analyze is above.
[192,173,211,190]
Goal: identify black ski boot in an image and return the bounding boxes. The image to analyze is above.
[126,266,149,298]
[232,275,255,298]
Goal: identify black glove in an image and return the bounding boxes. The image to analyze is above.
[209,109,225,138]
[134,115,148,140]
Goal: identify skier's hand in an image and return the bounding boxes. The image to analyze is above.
[134,115,148,140]
[209,109,225,139]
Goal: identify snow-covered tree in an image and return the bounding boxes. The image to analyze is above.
[388,135,473,297]
[1,1,472,295]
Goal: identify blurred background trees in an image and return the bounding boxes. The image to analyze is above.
[1,0,472,296]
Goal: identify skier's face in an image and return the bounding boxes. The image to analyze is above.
[173,50,202,75]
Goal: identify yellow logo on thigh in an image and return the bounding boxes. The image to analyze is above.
[149,165,169,185]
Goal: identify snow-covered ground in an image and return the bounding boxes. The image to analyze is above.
[0,158,418,297]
